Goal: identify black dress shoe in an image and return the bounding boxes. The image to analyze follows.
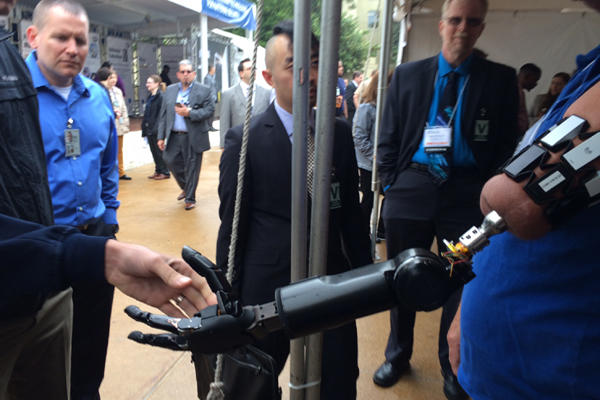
[443,371,468,400]
[372,361,410,387]
[119,175,132,180]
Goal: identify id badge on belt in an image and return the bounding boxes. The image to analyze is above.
[65,128,81,158]
[424,126,452,153]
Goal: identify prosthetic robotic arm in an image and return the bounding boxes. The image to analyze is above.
[126,212,505,354]
[128,115,599,354]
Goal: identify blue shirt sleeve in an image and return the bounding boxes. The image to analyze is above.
[101,116,120,225]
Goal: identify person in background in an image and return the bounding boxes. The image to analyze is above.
[143,74,170,180]
[160,64,172,86]
[375,1,519,398]
[336,60,347,118]
[203,64,218,132]
[25,1,121,397]
[219,58,271,148]
[99,60,126,97]
[352,70,390,234]
[98,67,131,180]
[530,71,570,121]
[345,70,363,126]
[157,59,215,211]
[517,63,542,135]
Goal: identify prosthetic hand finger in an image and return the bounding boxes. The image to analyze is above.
[125,305,184,333]
[128,331,190,351]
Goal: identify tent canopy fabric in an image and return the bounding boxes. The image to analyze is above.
[19,0,236,37]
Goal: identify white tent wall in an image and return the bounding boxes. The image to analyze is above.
[405,10,600,111]
[137,42,159,113]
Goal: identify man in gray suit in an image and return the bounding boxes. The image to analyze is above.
[219,58,271,147]
[158,59,215,210]
[203,64,218,131]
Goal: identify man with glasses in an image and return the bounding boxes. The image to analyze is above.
[158,59,215,210]
[375,0,518,398]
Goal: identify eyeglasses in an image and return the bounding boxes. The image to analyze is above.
[445,17,484,27]
[179,70,194,74]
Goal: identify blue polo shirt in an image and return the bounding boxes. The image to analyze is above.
[459,44,600,399]
[26,51,120,226]
[411,52,476,167]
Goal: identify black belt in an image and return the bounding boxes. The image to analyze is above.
[408,162,478,175]
[171,130,188,135]
[408,162,429,172]
[76,224,89,232]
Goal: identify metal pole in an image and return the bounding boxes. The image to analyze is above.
[200,14,209,80]
[305,0,342,399]
[370,0,394,258]
[290,1,312,399]
[396,0,410,66]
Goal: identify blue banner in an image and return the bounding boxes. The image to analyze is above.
[201,0,256,31]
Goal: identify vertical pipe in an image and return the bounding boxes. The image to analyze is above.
[200,14,208,80]
[290,1,312,399]
[370,0,394,258]
[305,0,342,399]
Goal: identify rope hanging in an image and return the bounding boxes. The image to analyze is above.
[206,1,263,399]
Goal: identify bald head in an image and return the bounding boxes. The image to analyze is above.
[265,34,291,70]
[33,0,88,31]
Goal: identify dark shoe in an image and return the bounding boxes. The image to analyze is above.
[443,371,468,400]
[373,361,410,387]
[208,127,218,131]
[147,173,159,179]
[177,191,185,201]
[184,202,196,210]
[154,174,170,180]
[119,175,132,180]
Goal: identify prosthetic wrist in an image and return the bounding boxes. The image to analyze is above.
[502,115,600,226]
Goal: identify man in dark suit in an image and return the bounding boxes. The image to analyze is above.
[217,21,371,399]
[157,59,215,210]
[345,70,363,126]
[374,0,519,399]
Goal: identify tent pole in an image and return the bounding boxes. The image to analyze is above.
[305,0,342,399]
[290,1,312,399]
[370,0,394,258]
[200,14,208,80]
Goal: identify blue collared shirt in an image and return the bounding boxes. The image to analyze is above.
[411,52,476,167]
[26,51,119,226]
[173,82,193,132]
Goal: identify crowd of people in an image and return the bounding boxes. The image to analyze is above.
[1,0,599,399]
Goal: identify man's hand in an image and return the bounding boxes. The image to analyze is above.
[175,103,190,117]
[157,139,165,151]
[103,240,217,318]
[447,303,461,376]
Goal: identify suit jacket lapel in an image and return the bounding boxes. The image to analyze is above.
[263,103,292,159]
[418,57,438,127]
[462,57,486,141]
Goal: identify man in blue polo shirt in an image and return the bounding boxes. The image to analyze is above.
[25,1,119,398]
[375,0,519,398]
[449,0,600,398]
